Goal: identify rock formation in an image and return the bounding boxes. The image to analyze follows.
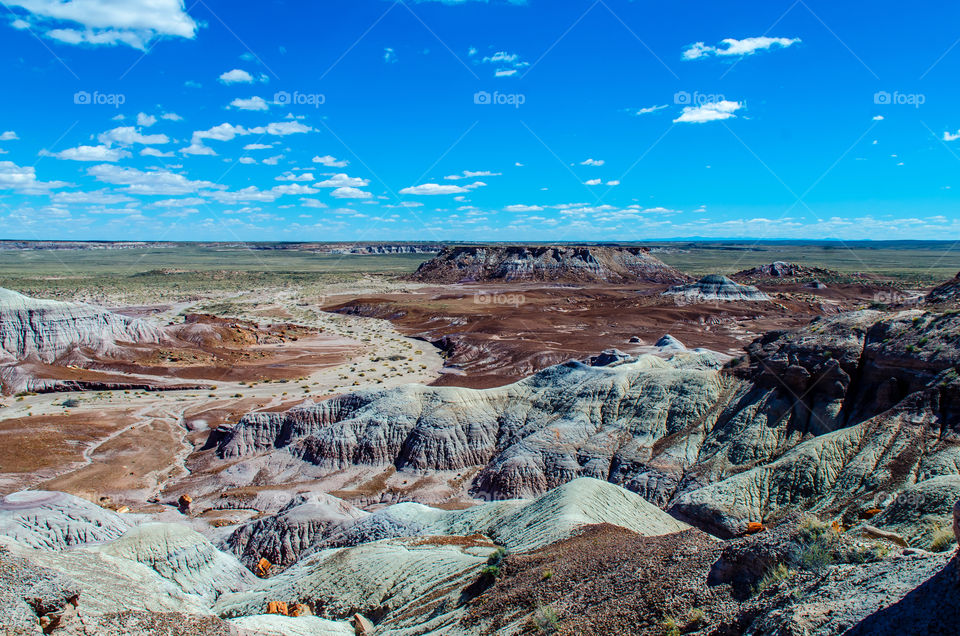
[663,274,770,303]
[407,245,691,284]
[0,491,132,550]
[211,309,960,539]
[225,493,369,569]
[0,287,160,365]
[927,271,960,304]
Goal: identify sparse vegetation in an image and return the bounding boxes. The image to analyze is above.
[754,563,793,595]
[929,527,955,553]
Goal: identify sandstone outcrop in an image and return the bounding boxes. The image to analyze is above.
[407,245,691,284]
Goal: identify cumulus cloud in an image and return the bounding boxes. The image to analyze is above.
[136,112,156,127]
[98,126,169,146]
[399,182,478,195]
[230,96,269,111]
[584,178,602,185]
[51,189,133,205]
[0,131,19,141]
[272,183,318,195]
[276,171,314,182]
[316,173,369,188]
[141,147,173,157]
[683,37,800,60]
[673,100,743,123]
[42,144,130,162]
[331,186,372,199]
[245,143,274,151]
[944,130,960,142]
[504,204,543,213]
[6,0,198,49]
[0,160,67,193]
[88,164,225,195]
[580,158,604,166]
[313,155,348,167]
[219,69,254,84]
[444,170,500,180]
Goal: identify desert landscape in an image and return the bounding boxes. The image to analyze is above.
[2,241,960,635]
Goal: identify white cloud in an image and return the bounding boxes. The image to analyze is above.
[51,189,133,204]
[384,47,397,63]
[192,123,247,143]
[140,147,173,157]
[636,104,668,115]
[161,112,182,121]
[262,155,283,165]
[504,204,543,213]
[0,131,18,141]
[136,112,156,127]
[150,197,205,208]
[331,186,372,199]
[945,130,960,142]
[316,173,369,188]
[673,100,743,123]
[210,186,276,203]
[683,37,800,60]
[180,143,216,156]
[219,69,254,84]
[300,198,328,208]
[584,178,602,185]
[237,157,256,164]
[580,158,604,166]
[873,115,884,121]
[272,183,318,195]
[88,164,225,195]
[7,0,198,49]
[606,180,620,186]
[257,120,312,136]
[245,143,274,150]
[479,50,529,76]
[444,170,500,180]
[399,181,485,195]
[312,154,348,167]
[230,96,269,111]
[42,144,130,162]
[0,160,67,192]
[98,126,169,146]
[276,171,314,182]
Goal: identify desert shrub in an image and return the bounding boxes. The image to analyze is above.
[754,563,792,595]
[661,616,680,636]
[533,606,559,633]
[61,398,80,408]
[929,527,956,553]
[801,542,836,571]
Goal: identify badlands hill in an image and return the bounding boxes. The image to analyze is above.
[663,274,770,303]
[0,287,160,365]
[407,245,691,284]
[208,308,960,539]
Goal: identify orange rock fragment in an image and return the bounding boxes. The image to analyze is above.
[255,558,272,578]
[745,522,764,534]
[266,601,288,616]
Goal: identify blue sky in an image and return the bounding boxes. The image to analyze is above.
[2,0,960,241]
